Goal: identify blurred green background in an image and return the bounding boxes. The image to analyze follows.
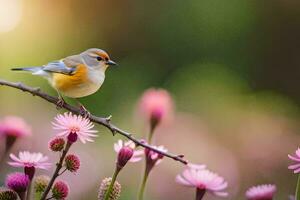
[1,0,300,199]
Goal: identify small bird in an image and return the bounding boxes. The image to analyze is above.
[12,48,117,115]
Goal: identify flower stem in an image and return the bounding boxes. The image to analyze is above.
[0,137,15,171]
[25,181,32,200]
[104,167,120,200]
[40,142,71,200]
[138,166,150,200]
[19,191,25,200]
[147,133,153,144]
[138,129,154,200]
[195,189,205,200]
[147,128,155,144]
[296,174,300,200]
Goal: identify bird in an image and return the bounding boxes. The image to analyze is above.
[11,48,117,116]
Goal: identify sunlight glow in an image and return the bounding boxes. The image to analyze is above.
[0,0,22,33]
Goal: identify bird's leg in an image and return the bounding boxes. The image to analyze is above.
[76,100,91,118]
[56,92,66,110]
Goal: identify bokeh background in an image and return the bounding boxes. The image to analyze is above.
[1,0,300,199]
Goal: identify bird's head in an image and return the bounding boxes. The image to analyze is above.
[81,48,117,70]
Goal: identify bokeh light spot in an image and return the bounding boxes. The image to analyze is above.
[0,0,22,33]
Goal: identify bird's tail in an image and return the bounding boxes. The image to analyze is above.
[11,67,47,76]
[11,67,40,72]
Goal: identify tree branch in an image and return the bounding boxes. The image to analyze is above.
[0,79,188,165]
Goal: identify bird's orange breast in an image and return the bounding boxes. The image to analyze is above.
[52,64,88,92]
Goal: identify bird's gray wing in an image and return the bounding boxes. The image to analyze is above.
[63,54,83,68]
[42,55,83,75]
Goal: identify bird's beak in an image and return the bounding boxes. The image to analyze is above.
[106,60,118,66]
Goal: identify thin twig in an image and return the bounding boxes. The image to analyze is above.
[58,168,68,176]
[40,142,71,200]
[0,79,188,165]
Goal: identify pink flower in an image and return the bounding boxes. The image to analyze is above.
[52,112,98,144]
[176,168,228,198]
[145,145,167,171]
[114,140,143,163]
[245,184,276,200]
[0,116,31,137]
[138,88,174,128]
[8,151,51,170]
[288,148,300,173]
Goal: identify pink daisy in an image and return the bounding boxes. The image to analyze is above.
[114,140,143,163]
[288,148,300,173]
[52,112,98,144]
[8,151,51,170]
[245,184,276,200]
[176,168,228,198]
[138,88,174,126]
[0,116,31,137]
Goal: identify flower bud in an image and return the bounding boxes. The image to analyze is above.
[49,137,65,152]
[34,175,50,194]
[117,146,134,170]
[65,154,80,172]
[138,88,174,132]
[0,187,19,200]
[5,172,29,199]
[98,177,121,200]
[52,181,69,200]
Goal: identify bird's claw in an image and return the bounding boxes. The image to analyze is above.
[79,105,91,118]
[56,98,65,110]
[105,115,112,123]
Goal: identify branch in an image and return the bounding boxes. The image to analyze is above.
[0,79,188,165]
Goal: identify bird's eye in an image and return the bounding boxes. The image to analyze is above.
[105,57,109,61]
[96,56,102,61]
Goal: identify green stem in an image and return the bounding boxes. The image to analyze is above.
[0,139,14,172]
[137,166,150,200]
[25,180,32,200]
[40,142,71,200]
[104,168,120,200]
[147,132,153,144]
[137,128,154,200]
[296,174,300,200]
[148,124,156,144]
[35,192,42,200]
